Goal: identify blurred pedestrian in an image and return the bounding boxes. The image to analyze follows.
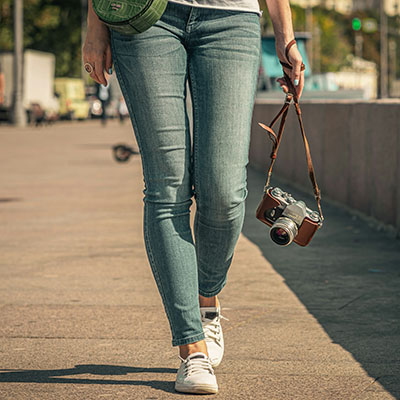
[117,96,128,123]
[83,0,304,394]
[0,61,5,106]
[96,80,110,125]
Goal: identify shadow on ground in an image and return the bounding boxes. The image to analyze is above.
[243,167,400,398]
[0,364,177,393]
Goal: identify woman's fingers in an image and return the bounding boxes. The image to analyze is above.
[105,44,113,74]
[277,67,304,99]
[266,40,307,97]
[82,24,111,85]
[291,59,302,88]
[277,77,288,93]
[283,43,305,99]
[95,57,107,85]
[87,67,97,83]
[297,68,305,98]
[83,52,106,85]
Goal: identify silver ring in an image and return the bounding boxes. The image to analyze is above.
[84,62,94,74]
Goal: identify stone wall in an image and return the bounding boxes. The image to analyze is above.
[250,99,400,234]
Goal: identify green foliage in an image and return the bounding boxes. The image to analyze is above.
[313,7,353,72]
[261,5,353,72]
[0,0,82,77]
[262,4,399,78]
[1,1,399,79]
[0,0,13,51]
[288,5,354,72]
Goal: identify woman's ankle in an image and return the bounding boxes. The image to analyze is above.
[199,295,218,308]
[179,340,208,359]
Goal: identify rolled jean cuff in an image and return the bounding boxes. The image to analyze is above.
[198,280,227,298]
[172,332,205,347]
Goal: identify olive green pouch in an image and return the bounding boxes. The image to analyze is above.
[92,0,168,35]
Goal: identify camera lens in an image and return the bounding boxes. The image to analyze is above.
[270,217,298,246]
[271,228,290,245]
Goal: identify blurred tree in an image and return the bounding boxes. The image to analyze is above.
[312,7,353,72]
[261,4,353,72]
[259,2,400,78]
[0,0,81,77]
[1,0,398,80]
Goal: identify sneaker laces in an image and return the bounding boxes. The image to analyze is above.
[179,354,214,377]
[202,313,229,345]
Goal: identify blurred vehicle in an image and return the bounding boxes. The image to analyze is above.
[0,49,59,123]
[54,78,90,120]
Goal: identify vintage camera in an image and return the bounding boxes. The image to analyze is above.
[256,187,323,246]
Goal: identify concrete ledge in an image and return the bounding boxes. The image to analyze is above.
[250,99,400,235]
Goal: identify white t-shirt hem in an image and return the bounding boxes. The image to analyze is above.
[168,0,262,16]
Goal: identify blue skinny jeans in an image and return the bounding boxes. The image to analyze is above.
[111,2,260,346]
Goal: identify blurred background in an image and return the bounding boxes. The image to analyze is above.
[0,0,130,126]
[0,0,399,126]
[1,4,399,398]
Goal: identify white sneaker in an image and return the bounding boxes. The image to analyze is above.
[200,304,227,368]
[175,352,218,394]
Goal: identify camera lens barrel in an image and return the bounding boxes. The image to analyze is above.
[270,217,298,246]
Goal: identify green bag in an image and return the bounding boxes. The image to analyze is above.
[92,0,168,35]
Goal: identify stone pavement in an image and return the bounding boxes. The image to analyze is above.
[0,120,399,400]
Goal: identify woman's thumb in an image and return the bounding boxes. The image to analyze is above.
[105,45,113,73]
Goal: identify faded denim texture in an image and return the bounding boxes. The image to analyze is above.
[111,2,260,346]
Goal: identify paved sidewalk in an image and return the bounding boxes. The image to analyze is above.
[0,120,399,399]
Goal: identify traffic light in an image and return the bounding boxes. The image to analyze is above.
[352,17,362,31]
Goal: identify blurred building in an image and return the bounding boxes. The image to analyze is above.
[291,0,400,15]
[334,56,378,98]
[290,0,352,14]
[353,0,400,15]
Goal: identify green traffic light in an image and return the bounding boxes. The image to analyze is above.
[352,17,362,31]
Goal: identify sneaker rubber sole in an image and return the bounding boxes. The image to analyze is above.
[175,382,218,394]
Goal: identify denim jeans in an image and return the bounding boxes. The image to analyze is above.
[111,2,260,346]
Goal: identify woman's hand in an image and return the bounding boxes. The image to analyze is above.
[275,40,305,100]
[83,16,112,85]
[265,0,305,100]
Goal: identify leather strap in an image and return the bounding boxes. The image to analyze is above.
[258,40,324,221]
[285,39,297,61]
[280,39,305,104]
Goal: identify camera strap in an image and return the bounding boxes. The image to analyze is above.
[258,40,324,221]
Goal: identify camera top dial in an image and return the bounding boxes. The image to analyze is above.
[268,186,322,225]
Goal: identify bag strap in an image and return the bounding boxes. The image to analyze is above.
[258,40,324,221]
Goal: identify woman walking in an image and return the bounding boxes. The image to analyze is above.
[83,0,304,394]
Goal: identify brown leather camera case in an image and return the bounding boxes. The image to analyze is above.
[256,190,320,247]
